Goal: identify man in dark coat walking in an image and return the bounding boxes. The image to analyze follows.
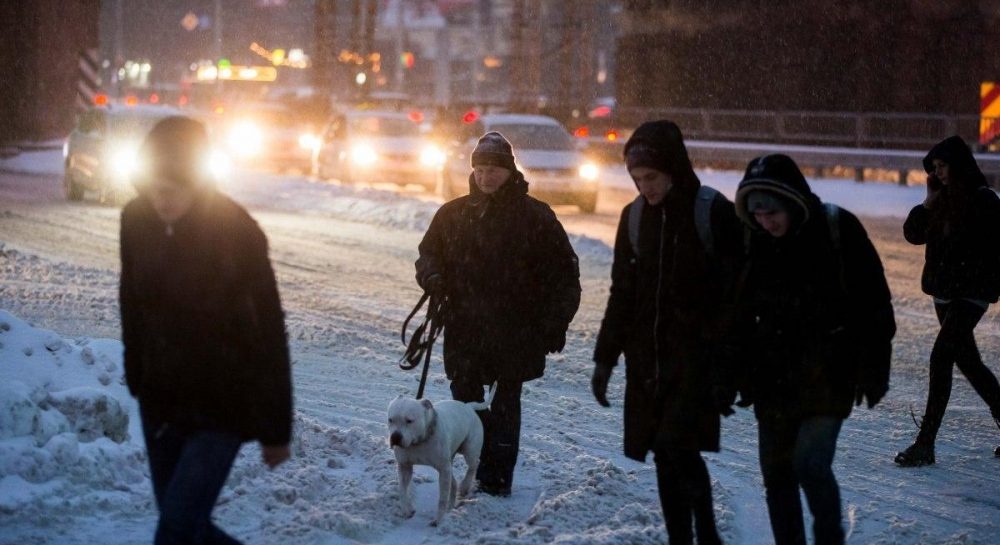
[415,131,581,496]
[120,116,293,545]
[591,120,744,545]
[895,135,1000,466]
[731,154,895,545]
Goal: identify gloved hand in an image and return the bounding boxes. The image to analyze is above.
[712,385,736,417]
[543,321,567,354]
[422,273,445,297]
[855,382,888,409]
[591,364,613,407]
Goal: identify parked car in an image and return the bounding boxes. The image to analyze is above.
[311,109,444,191]
[219,101,320,173]
[63,104,229,203]
[438,113,600,212]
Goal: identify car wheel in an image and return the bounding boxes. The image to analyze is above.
[64,167,84,201]
[577,192,598,213]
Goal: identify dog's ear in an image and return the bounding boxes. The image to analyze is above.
[421,399,433,410]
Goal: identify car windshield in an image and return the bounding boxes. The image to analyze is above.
[487,123,574,151]
[349,116,419,137]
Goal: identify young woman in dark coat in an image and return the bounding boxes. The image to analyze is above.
[591,120,744,545]
[732,154,895,545]
[415,132,581,496]
[895,135,1000,466]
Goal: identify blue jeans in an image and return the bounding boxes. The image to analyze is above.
[142,409,244,545]
[758,415,844,545]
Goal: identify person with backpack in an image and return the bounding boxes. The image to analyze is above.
[591,120,744,545]
[895,135,1000,466]
[730,154,895,545]
[415,131,581,497]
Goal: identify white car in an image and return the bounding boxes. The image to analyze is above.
[438,113,600,212]
[63,105,229,203]
[312,110,444,191]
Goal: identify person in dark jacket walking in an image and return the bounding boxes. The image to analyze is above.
[731,154,895,545]
[591,120,744,545]
[895,135,1000,466]
[120,116,293,545]
[415,131,581,497]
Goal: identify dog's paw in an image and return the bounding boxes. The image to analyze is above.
[399,506,416,519]
[429,518,440,527]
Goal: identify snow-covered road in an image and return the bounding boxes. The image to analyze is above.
[2,158,999,544]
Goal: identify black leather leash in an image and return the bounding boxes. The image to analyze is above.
[399,292,445,399]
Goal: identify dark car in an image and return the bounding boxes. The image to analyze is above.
[311,109,444,191]
[219,102,320,173]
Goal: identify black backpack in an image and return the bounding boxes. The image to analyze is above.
[627,189,845,288]
[627,185,722,258]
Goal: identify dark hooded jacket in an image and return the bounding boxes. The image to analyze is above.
[733,154,895,419]
[903,135,1000,302]
[593,120,744,461]
[120,189,292,445]
[415,170,581,384]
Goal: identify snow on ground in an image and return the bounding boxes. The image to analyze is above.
[1,149,1000,544]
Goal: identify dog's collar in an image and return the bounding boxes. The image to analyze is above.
[410,408,437,447]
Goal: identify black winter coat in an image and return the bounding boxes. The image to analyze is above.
[593,180,743,461]
[904,137,1000,303]
[415,172,581,384]
[737,185,895,419]
[120,190,292,445]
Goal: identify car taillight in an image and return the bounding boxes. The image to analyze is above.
[573,126,590,138]
[606,130,619,142]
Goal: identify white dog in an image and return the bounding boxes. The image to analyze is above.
[388,384,496,526]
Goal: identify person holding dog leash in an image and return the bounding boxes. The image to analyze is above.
[415,131,581,497]
[591,120,744,545]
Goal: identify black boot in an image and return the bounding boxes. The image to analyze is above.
[994,417,1000,458]
[895,442,935,467]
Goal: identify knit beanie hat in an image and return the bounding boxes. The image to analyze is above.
[471,131,516,171]
[136,116,211,187]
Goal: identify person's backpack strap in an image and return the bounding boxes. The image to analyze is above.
[628,194,644,258]
[823,202,847,293]
[694,185,720,258]
[824,202,841,251]
[627,186,720,259]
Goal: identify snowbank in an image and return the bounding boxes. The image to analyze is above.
[0,310,145,516]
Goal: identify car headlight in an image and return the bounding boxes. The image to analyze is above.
[227,121,264,157]
[298,133,320,151]
[579,162,599,181]
[419,144,446,168]
[349,144,378,167]
[110,146,139,182]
